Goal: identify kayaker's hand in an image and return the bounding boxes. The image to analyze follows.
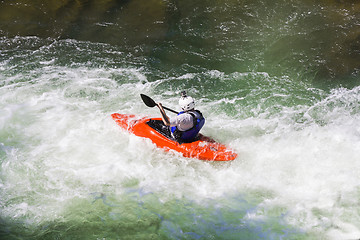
[157,103,165,112]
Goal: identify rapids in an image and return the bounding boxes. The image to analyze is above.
[1,0,360,239]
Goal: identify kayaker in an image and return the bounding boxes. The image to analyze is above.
[157,91,205,142]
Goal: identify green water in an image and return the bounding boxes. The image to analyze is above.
[1,0,360,239]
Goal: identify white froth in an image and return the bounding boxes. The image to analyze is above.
[1,63,360,238]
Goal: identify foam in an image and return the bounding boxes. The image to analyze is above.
[1,60,360,238]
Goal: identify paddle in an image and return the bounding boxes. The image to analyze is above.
[140,94,178,114]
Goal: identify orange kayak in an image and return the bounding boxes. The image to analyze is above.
[111,113,237,161]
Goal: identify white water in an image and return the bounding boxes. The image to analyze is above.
[1,64,360,239]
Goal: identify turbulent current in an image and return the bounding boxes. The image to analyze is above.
[1,0,360,239]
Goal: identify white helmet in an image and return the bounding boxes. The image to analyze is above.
[179,96,195,111]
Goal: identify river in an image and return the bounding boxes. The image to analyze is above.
[1,0,360,239]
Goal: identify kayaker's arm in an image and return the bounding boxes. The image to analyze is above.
[157,103,170,126]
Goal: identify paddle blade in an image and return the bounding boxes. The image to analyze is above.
[140,94,156,107]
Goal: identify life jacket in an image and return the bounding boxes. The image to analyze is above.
[171,110,205,142]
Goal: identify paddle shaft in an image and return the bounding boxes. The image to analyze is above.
[162,106,178,114]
